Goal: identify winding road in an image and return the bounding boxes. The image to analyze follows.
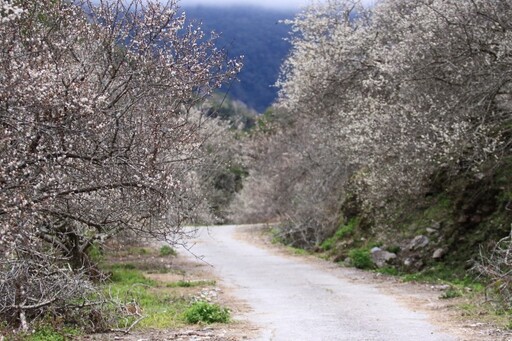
[183,225,458,341]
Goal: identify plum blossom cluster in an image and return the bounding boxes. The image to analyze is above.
[0,0,24,23]
[0,0,240,329]
[232,0,512,246]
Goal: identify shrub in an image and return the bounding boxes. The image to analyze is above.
[349,248,374,270]
[334,218,358,239]
[320,237,334,251]
[159,245,177,257]
[183,301,230,324]
[320,218,359,251]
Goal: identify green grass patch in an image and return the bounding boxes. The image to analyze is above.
[349,248,373,269]
[270,227,284,244]
[320,237,335,251]
[320,217,359,251]
[24,326,81,341]
[286,246,309,255]
[107,264,156,285]
[109,283,190,329]
[159,245,177,257]
[183,301,230,324]
[167,280,216,288]
[401,264,483,289]
[105,267,191,329]
[376,267,400,276]
[334,218,358,239]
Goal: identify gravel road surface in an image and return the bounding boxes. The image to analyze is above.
[183,225,457,341]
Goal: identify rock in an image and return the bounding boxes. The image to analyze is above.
[371,248,397,268]
[431,284,451,291]
[432,248,446,259]
[407,235,429,250]
[474,172,485,180]
[403,257,424,271]
[426,228,437,235]
[403,258,413,267]
[430,221,442,230]
[343,257,353,267]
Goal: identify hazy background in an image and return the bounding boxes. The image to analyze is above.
[180,0,305,9]
[179,0,376,112]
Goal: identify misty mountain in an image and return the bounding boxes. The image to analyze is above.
[183,5,295,112]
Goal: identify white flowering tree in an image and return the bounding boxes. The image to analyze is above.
[0,0,241,329]
[234,0,511,246]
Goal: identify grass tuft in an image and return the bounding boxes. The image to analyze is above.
[166,280,216,288]
[159,245,177,257]
[183,301,230,324]
[349,248,373,269]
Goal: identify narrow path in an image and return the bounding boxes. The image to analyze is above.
[182,225,457,341]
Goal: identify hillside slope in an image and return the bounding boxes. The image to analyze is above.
[183,5,294,112]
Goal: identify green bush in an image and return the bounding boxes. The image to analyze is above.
[349,248,374,269]
[320,237,334,251]
[159,245,177,257]
[320,217,359,251]
[183,301,230,324]
[334,218,358,239]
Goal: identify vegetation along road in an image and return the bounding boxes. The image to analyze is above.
[183,225,462,341]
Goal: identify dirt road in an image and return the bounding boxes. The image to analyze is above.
[181,225,461,341]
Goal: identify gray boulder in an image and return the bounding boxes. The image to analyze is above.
[371,247,397,268]
[408,235,429,250]
[432,248,446,259]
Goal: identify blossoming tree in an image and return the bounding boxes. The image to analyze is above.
[0,0,241,329]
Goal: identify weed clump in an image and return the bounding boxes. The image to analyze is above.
[349,248,373,269]
[159,245,177,257]
[183,301,230,324]
[320,218,358,251]
[167,280,216,288]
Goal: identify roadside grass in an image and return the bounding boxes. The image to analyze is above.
[23,326,81,341]
[376,264,512,330]
[166,280,217,288]
[13,245,230,339]
[183,301,230,324]
[106,273,190,330]
[159,245,177,257]
[286,246,310,256]
[267,226,512,330]
[102,247,230,330]
[320,218,358,252]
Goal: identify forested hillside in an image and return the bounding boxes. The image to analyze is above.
[231,0,512,304]
[183,5,294,112]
